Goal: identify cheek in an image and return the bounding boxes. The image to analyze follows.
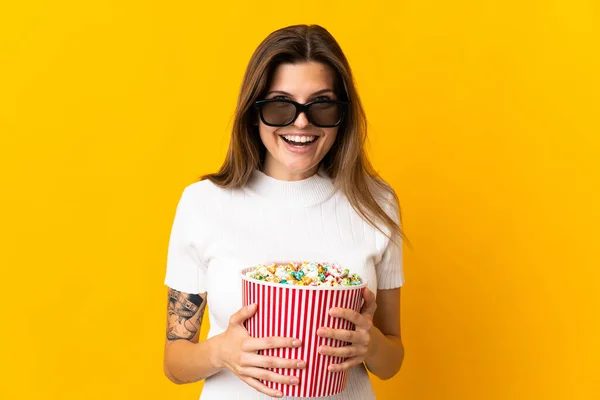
[321,128,339,150]
[258,126,278,148]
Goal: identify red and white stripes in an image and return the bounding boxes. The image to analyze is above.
[242,274,364,397]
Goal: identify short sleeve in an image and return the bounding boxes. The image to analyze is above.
[163,186,207,294]
[375,189,405,290]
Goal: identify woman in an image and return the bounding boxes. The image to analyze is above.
[163,24,406,399]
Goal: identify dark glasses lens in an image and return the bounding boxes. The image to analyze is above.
[261,101,297,126]
[308,101,343,127]
[255,100,347,127]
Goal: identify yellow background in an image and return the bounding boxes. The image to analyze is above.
[1,1,598,399]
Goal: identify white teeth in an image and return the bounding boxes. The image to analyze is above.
[283,135,316,143]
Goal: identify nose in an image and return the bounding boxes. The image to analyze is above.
[293,111,310,129]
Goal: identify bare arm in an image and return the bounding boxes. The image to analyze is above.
[162,288,304,396]
[163,288,223,384]
[166,289,205,342]
[364,288,405,380]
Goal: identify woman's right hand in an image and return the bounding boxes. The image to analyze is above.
[216,303,306,398]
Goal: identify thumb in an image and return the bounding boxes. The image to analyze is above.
[361,288,377,318]
[229,303,257,326]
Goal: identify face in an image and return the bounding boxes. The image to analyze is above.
[258,61,340,181]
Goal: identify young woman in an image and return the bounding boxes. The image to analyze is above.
[163,24,406,399]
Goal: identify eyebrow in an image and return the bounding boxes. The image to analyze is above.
[266,89,336,97]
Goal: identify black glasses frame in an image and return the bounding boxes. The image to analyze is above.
[253,98,349,128]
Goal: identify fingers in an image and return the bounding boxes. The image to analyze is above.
[327,356,363,372]
[361,288,377,318]
[318,344,367,359]
[242,336,302,352]
[229,304,257,326]
[239,352,306,370]
[328,290,376,330]
[242,367,301,387]
[240,375,284,398]
[317,327,369,345]
[328,308,363,326]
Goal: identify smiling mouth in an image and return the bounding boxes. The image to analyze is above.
[280,135,319,147]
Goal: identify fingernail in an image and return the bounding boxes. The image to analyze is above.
[290,377,299,385]
[292,339,301,347]
[317,328,326,335]
[297,361,306,368]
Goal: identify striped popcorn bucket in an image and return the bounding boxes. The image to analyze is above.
[240,265,367,398]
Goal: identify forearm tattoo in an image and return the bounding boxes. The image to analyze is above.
[166,289,206,341]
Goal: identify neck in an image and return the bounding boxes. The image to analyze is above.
[262,158,319,181]
[245,163,336,207]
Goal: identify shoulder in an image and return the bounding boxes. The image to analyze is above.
[368,176,400,218]
[179,178,250,211]
[171,179,225,216]
[182,178,221,197]
[182,177,242,200]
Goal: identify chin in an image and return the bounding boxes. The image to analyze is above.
[281,159,317,173]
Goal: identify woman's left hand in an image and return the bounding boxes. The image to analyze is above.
[316,288,378,372]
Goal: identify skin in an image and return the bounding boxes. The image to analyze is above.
[163,61,404,397]
[259,61,339,181]
[166,289,206,342]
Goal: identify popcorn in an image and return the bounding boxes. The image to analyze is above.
[245,262,362,286]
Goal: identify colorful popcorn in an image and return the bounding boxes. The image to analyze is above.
[245,261,362,286]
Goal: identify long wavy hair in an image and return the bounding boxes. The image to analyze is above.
[201,24,407,246]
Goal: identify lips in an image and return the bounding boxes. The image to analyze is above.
[279,134,319,146]
[278,135,320,152]
[281,137,317,147]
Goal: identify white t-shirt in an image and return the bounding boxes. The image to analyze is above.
[164,167,404,400]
